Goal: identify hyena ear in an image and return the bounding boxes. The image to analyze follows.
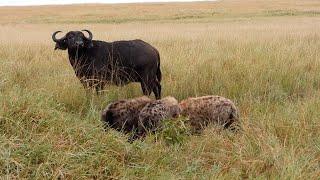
[179,101,187,110]
[54,40,67,50]
[171,105,182,118]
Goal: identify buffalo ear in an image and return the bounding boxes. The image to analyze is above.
[54,41,67,50]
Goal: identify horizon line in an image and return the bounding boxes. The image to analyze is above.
[0,0,217,7]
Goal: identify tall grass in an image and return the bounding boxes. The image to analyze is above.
[1,0,320,179]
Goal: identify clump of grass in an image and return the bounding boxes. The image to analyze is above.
[159,117,190,145]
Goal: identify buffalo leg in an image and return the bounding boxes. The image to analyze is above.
[140,81,152,96]
[152,80,161,99]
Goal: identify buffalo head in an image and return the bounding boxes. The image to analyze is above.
[52,30,93,50]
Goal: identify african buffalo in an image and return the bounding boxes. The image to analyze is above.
[52,30,162,99]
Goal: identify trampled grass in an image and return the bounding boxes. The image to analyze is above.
[0,0,320,179]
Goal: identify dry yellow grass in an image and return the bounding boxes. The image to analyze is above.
[0,0,320,179]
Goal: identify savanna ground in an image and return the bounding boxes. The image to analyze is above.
[0,0,320,179]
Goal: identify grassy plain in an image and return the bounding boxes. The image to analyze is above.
[0,0,320,179]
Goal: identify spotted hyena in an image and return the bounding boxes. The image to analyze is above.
[137,96,181,136]
[101,96,153,135]
[179,95,240,133]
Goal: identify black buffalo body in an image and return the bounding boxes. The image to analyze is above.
[52,30,162,99]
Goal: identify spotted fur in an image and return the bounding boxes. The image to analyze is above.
[179,95,240,133]
[101,96,153,134]
[138,96,181,135]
